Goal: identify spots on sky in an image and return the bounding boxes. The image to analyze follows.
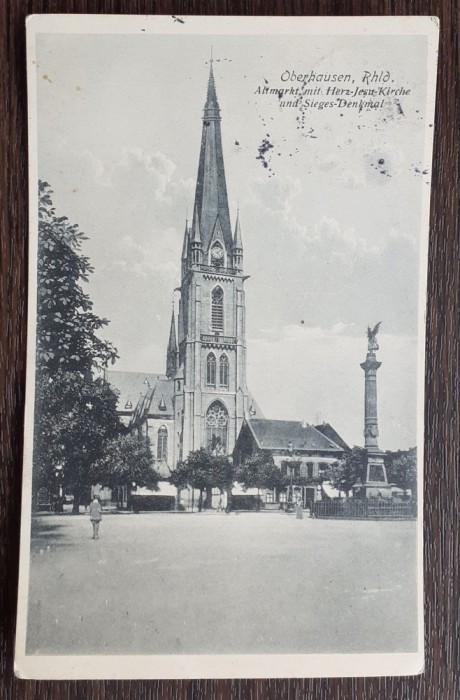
[412,163,430,178]
[256,135,274,175]
[366,151,394,181]
[42,74,52,83]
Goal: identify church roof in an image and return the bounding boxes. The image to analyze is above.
[105,370,174,418]
[105,370,163,412]
[246,419,344,453]
[148,378,175,416]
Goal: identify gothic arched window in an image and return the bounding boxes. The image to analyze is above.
[206,352,216,387]
[205,401,228,455]
[211,286,224,332]
[219,354,229,388]
[157,426,168,460]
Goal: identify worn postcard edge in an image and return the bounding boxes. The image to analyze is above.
[15,13,439,680]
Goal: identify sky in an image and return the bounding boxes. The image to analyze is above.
[33,27,434,450]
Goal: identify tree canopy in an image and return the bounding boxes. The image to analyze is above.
[33,370,120,508]
[90,431,159,492]
[33,182,122,511]
[36,181,118,373]
[169,449,235,511]
[327,446,367,496]
[385,447,417,496]
[235,452,284,492]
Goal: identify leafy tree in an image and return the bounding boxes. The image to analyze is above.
[327,447,367,496]
[169,460,191,490]
[36,181,118,372]
[385,447,417,497]
[169,450,236,511]
[34,370,120,512]
[183,449,214,511]
[235,452,283,509]
[209,456,235,512]
[90,431,159,499]
[33,182,121,511]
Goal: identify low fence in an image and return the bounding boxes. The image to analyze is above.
[311,498,417,520]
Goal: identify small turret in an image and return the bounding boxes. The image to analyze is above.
[233,210,243,271]
[191,204,203,265]
[166,305,178,378]
[181,219,190,278]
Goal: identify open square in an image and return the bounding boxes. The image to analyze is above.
[26,513,418,656]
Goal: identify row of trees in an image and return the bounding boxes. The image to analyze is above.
[168,446,417,510]
[170,450,285,511]
[33,182,159,512]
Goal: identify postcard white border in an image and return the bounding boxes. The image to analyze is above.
[16,13,439,680]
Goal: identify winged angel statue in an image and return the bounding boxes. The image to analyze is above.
[367,322,381,352]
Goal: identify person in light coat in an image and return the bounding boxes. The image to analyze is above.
[89,497,102,539]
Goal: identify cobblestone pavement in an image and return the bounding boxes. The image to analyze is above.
[25,512,418,655]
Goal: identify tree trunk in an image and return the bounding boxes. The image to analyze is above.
[72,487,81,514]
[204,487,212,510]
[226,486,232,513]
[198,489,203,512]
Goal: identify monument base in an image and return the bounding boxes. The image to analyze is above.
[353,452,393,499]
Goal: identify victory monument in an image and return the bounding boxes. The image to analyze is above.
[356,322,392,499]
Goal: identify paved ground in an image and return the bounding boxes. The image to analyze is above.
[26,512,419,655]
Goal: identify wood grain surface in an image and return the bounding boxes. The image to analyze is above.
[1,2,458,698]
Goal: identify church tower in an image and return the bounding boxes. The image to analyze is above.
[174,62,250,461]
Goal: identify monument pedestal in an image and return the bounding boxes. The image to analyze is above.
[354,451,393,499]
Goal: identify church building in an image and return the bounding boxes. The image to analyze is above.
[106,63,261,476]
[106,63,347,498]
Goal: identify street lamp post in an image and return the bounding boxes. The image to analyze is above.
[288,441,294,505]
[55,463,63,512]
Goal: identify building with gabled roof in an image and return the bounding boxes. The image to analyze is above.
[233,419,348,507]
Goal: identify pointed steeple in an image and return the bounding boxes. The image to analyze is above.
[204,59,219,113]
[232,209,243,271]
[166,306,178,378]
[193,60,233,258]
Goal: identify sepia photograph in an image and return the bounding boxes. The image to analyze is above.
[15,15,438,679]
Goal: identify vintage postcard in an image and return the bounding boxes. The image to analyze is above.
[16,15,439,679]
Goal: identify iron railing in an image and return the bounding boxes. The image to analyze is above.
[311,498,417,520]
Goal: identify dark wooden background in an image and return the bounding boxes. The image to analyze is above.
[1,2,458,698]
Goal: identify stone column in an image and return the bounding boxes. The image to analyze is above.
[360,351,381,452]
[358,326,392,498]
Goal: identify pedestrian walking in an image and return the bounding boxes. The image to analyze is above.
[89,496,102,539]
[295,494,303,520]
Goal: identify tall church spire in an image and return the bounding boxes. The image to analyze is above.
[166,306,178,378]
[193,61,233,257]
